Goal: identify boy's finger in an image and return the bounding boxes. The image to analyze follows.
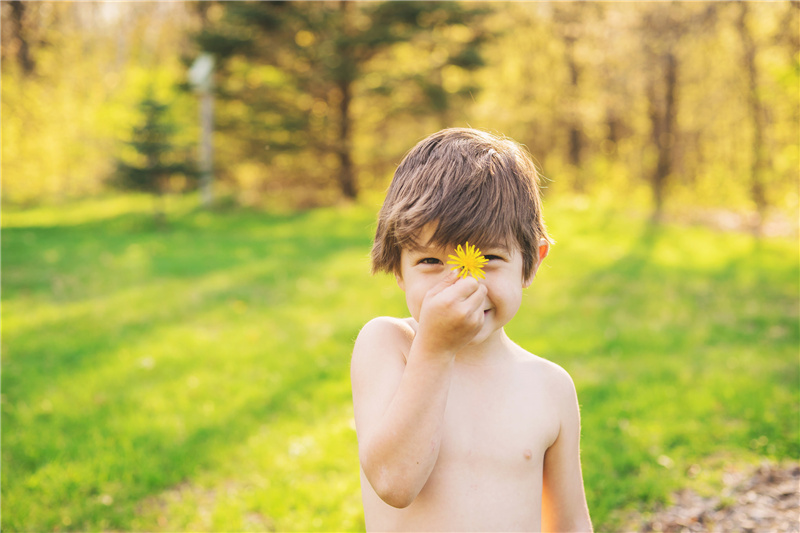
[463,282,488,310]
[427,268,460,297]
[450,276,481,299]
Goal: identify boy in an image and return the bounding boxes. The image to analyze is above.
[351,128,592,532]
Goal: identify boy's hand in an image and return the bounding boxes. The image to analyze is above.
[415,269,488,357]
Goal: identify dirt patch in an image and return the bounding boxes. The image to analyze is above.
[639,462,799,532]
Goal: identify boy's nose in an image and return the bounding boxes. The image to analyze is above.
[476,280,489,295]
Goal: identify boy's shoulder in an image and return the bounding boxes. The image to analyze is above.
[359,315,415,331]
[357,315,416,341]
[353,316,415,360]
[508,342,577,397]
[351,317,414,401]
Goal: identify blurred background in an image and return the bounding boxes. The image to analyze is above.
[2,2,798,532]
[3,1,798,220]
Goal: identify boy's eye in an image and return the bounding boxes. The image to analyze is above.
[418,257,442,265]
[484,255,505,261]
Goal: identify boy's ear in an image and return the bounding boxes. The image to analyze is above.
[538,239,550,263]
[395,271,405,291]
[523,239,550,288]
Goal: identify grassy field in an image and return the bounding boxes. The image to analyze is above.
[2,194,798,531]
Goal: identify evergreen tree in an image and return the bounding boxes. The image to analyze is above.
[115,90,197,220]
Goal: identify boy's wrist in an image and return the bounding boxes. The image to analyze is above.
[409,334,458,364]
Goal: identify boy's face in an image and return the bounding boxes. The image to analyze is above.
[396,223,547,346]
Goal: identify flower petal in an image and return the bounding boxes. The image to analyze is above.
[446,241,487,279]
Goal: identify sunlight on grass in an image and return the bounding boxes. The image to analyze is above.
[1,193,198,228]
[509,201,799,526]
[2,196,797,531]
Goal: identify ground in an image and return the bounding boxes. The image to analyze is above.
[633,462,799,532]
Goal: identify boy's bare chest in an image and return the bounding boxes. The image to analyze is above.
[438,364,560,469]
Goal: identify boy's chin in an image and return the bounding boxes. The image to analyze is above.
[465,324,502,347]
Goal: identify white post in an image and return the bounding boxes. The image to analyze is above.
[199,86,214,206]
[189,54,215,207]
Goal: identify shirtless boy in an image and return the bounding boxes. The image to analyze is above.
[351,128,592,532]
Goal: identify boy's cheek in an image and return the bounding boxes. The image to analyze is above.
[405,294,422,322]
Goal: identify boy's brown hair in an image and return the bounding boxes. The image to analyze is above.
[371,128,552,281]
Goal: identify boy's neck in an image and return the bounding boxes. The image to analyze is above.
[405,317,515,366]
[455,328,515,366]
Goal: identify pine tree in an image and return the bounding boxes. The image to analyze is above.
[194,2,489,201]
[115,90,197,221]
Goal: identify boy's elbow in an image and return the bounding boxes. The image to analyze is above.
[373,481,417,509]
[362,455,420,508]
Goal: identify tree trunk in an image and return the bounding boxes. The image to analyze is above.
[564,35,583,193]
[153,186,167,228]
[737,2,767,234]
[605,110,619,158]
[336,1,357,200]
[10,1,35,75]
[337,75,357,199]
[649,52,677,222]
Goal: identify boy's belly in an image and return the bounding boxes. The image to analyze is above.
[363,436,548,532]
[363,453,544,532]
[422,452,544,530]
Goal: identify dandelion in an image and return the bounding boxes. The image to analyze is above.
[447,241,488,279]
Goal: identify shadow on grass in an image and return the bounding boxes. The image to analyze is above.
[2,206,374,391]
[548,220,799,527]
[2,206,373,297]
[2,205,377,530]
[4,203,797,530]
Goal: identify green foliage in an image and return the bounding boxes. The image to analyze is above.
[114,90,197,198]
[2,195,797,531]
[472,2,799,216]
[1,3,199,206]
[195,1,490,200]
[2,3,797,214]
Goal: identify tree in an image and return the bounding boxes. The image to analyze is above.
[5,1,36,75]
[637,3,716,220]
[194,1,489,202]
[736,2,768,233]
[552,3,594,193]
[115,90,197,221]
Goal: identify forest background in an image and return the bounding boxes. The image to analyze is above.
[3,1,798,221]
[2,1,798,532]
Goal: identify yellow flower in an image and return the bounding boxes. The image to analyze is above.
[447,241,488,279]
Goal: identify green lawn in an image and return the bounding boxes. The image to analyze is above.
[2,194,798,531]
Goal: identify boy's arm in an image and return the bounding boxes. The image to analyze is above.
[351,273,486,508]
[541,367,593,532]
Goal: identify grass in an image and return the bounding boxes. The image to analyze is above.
[2,193,798,531]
